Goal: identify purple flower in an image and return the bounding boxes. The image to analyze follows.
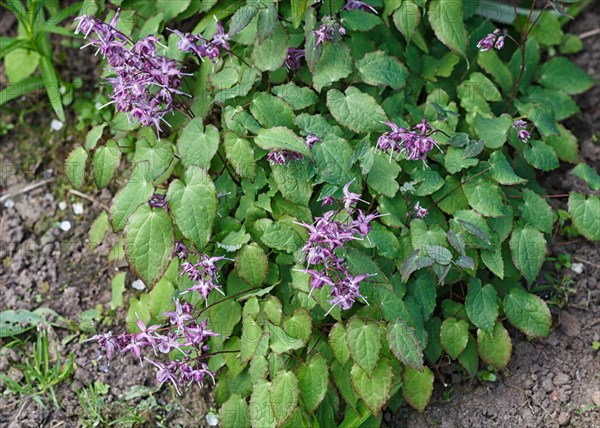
[75,12,186,135]
[169,17,230,66]
[512,119,527,129]
[377,119,441,164]
[148,193,168,210]
[297,180,380,313]
[305,133,321,149]
[477,29,505,52]
[284,48,305,71]
[517,129,531,143]
[88,332,118,359]
[174,241,190,259]
[342,180,366,213]
[343,0,378,14]
[414,202,428,218]
[512,119,532,143]
[322,196,335,206]
[313,17,346,48]
[267,150,304,165]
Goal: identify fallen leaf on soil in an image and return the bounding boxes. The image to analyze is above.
[592,390,600,407]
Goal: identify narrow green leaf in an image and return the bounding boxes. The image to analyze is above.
[39,56,65,121]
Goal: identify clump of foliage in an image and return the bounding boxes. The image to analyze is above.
[62,0,599,426]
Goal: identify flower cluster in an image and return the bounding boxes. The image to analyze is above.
[89,243,233,393]
[477,29,506,52]
[285,48,305,71]
[377,118,441,164]
[343,0,378,14]
[314,16,346,48]
[512,119,532,143]
[89,298,218,394]
[297,181,381,314]
[74,11,186,134]
[170,17,230,65]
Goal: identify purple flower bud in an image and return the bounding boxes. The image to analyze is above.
[477,29,506,52]
[517,129,531,143]
[305,133,321,149]
[343,0,378,14]
[512,119,527,129]
[414,202,428,218]
[322,196,335,206]
[285,48,305,71]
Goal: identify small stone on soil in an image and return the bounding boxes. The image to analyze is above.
[592,390,600,407]
[559,310,581,337]
[131,279,146,290]
[570,262,584,275]
[59,220,72,232]
[553,372,570,386]
[557,412,570,426]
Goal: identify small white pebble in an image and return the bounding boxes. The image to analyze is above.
[72,202,84,215]
[58,201,67,211]
[59,221,72,232]
[206,412,219,427]
[131,279,146,291]
[571,262,584,275]
[3,199,15,208]
[50,119,64,132]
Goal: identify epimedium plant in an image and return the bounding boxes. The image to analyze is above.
[65,0,600,426]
